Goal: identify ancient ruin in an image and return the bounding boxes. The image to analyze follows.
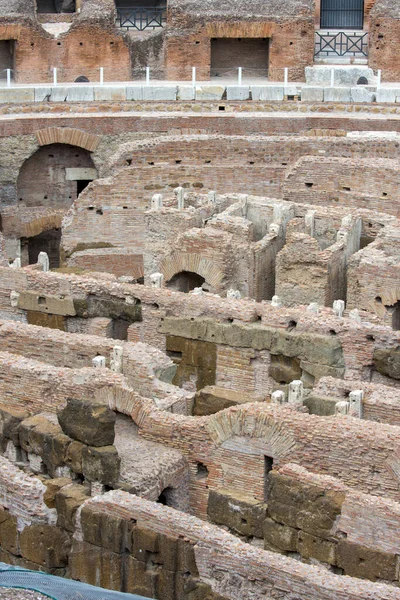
[0,0,399,598]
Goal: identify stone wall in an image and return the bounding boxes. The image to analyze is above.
[209,463,400,585]
[0,460,398,599]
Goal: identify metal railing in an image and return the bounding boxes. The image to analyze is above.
[116,7,166,30]
[314,30,368,57]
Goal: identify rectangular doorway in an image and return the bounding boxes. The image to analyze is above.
[0,41,15,81]
[210,38,269,79]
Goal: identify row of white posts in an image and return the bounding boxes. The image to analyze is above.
[4,66,382,88]
[4,66,289,87]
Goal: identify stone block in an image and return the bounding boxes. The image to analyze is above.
[65,86,94,102]
[132,525,159,561]
[263,518,298,552]
[0,509,19,555]
[305,66,376,86]
[303,394,337,416]
[177,538,198,576]
[55,483,90,532]
[194,385,264,416]
[336,540,397,581]
[297,531,336,565]
[177,86,195,100]
[350,87,376,103]
[80,504,134,554]
[0,404,30,445]
[375,88,398,103]
[323,87,351,102]
[19,415,72,475]
[373,348,400,379]
[251,86,284,101]
[267,472,345,538]
[142,86,177,101]
[126,86,144,101]
[301,86,324,102]
[207,488,267,537]
[65,440,85,473]
[94,86,126,101]
[0,88,35,103]
[49,87,71,102]
[18,291,76,316]
[57,397,116,447]
[34,87,52,102]
[195,85,225,101]
[69,540,123,590]
[226,86,250,101]
[43,477,72,509]
[82,445,120,485]
[19,525,70,568]
[125,555,157,598]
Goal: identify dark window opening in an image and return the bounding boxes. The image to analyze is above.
[264,455,274,502]
[36,0,76,13]
[75,75,89,83]
[157,487,173,506]
[113,318,130,341]
[388,301,400,330]
[166,349,183,364]
[0,41,15,81]
[77,180,92,196]
[167,271,206,293]
[305,182,313,188]
[196,462,209,480]
[22,228,61,269]
[320,0,364,29]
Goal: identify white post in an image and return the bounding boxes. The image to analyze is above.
[288,380,304,405]
[377,69,381,90]
[146,66,150,86]
[284,67,288,88]
[330,68,334,88]
[100,67,104,85]
[6,69,11,88]
[238,67,242,86]
[192,66,196,87]
[53,67,57,86]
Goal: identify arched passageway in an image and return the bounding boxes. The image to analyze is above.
[21,229,61,269]
[166,271,206,293]
[17,143,97,210]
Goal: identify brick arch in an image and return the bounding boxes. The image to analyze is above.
[160,252,225,290]
[35,127,100,152]
[207,407,297,461]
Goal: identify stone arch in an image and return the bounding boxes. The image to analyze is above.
[35,127,100,152]
[207,407,296,460]
[17,143,97,210]
[161,252,225,290]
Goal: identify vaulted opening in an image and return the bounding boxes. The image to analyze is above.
[17,144,97,210]
[21,229,61,269]
[166,271,205,293]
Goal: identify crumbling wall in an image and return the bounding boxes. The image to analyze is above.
[283,156,400,217]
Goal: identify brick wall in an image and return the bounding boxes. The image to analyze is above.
[283,156,400,217]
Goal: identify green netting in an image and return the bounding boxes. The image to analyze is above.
[0,563,152,600]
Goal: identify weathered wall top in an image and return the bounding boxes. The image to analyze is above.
[169,0,314,19]
[0,0,34,15]
[371,0,400,18]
